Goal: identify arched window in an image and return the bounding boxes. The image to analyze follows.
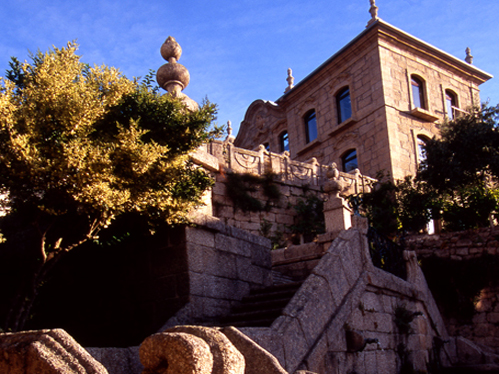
[341,149,358,172]
[304,110,317,143]
[279,131,289,152]
[417,135,429,164]
[411,75,426,109]
[336,87,352,124]
[445,90,458,120]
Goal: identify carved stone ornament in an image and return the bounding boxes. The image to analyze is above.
[324,162,343,197]
[285,68,294,93]
[465,47,474,64]
[367,0,379,27]
[157,36,198,111]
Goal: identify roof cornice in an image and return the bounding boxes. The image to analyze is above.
[375,19,492,83]
[277,19,492,102]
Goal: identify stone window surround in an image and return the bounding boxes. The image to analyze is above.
[331,82,357,129]
[442,87,461,120]
[336,145,360,173]
[410,74,427,109]
[406,70,439,122]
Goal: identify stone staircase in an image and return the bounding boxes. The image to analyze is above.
[218,281,303,328]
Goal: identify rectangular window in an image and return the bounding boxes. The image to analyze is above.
[280,132,289,152]
[305,110,317,143]
[337,87,352,123]
[342,149,358,172]
[411,76,425,109]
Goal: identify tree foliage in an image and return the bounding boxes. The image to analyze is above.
[419,105,499,191]
[0,42,218,331]
[351,105,499,235]
[350,173,435,237]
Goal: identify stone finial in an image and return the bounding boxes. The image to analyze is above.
[367,0,379,27]
[465,47,474,64]
[225,120,235,143]
[285,68,294,93]
[161,36,182,63]
[157,36,198,111]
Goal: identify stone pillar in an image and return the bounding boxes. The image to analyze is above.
[324,195,352,232]
[323,163,352,232]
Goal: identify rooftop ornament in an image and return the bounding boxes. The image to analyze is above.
[285,68,295,93]
[157,36,199,111]
[465,47,474,64]
[225,120,235,143]
[367,0,379,27]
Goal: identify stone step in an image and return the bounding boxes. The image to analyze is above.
[215,281,303,328]
[271,270,296,285]
[220,307,284,325]
[230,297,290,314]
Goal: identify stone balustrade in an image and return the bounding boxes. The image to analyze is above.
[203,140,375,193]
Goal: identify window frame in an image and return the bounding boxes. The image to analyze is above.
[411,75,426,110]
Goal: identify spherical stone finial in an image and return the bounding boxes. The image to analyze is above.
[465,47,474,64]
[161,36,182,63]
[157,36,190,94]
[157,36,198,111]
[157,63,190,94]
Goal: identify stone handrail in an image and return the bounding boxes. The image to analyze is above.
[204,140,375,194]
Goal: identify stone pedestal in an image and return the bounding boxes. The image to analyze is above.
[324,195,352,233]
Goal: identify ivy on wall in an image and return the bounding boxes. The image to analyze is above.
[290,194,325,243]
[225,172,281,213]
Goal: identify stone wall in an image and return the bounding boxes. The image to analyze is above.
[407,227,499,351]
[212,173,323,243]
[197,140,373,243]
[270,231,339,281]
[161,215,273,329]
[239,226,457,374]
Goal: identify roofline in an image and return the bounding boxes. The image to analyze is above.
[277,19,493,102]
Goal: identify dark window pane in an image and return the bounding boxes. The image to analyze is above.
[280,131,289,152]
[342,149,358,172]
[305,111,317,143]
[337,88,352,123]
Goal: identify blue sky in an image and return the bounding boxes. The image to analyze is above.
[1,0,497,135]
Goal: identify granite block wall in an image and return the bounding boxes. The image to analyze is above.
[408,226,499,351]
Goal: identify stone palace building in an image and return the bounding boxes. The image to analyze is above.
[234,14,492,180]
